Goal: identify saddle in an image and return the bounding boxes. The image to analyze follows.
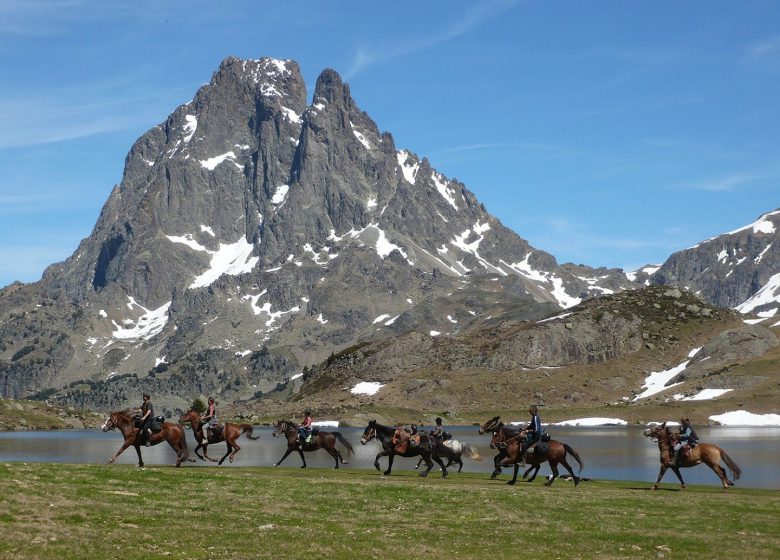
[151,415,165,433]
[392,428,417,454]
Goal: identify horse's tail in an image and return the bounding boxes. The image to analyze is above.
[240,424,260,440]
[334,432,355,456]
[719,447,741,481]
[463,443,482,461]
[564,443,584,473]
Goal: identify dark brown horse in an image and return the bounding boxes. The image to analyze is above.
[479,415,508,479]
[490,422,583,486]
[101,410,191,468]
[178,409,259,465]
[360,420,448,478]
[643,423,741,491]
[272,420,354,468]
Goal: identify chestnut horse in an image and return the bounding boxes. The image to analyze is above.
[489,422,583,486]
[643,423,741,491]
[101,410,191,468]
[178,409,259,465]
[360,420,448,478]
[272,420,354,468]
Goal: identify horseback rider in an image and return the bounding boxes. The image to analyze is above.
[200,397,217,445]
[431,417,452,441]
[298,409,313,445]
[138,393,154,447]
[671,416,698,467]
[520,404,542,459]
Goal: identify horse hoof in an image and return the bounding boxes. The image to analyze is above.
[374,465,381,472]
[506,481,516,485]
[441,473,448,479]
[300,465,306,469]
[341,461,349,465]
[273,463,278,467]
[418,472,428,478]
[574,478,581,487]
[384,471,392,476]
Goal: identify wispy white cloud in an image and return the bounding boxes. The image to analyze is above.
[345,0,520,78]
[677,173,770,193]
[746,36,780,59]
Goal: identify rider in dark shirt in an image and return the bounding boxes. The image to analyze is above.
[139,393,154,447]
[431,417,452,441]
[672,416,698,466]
[520,404,542,458]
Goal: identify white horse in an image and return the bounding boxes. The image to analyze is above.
[415,438,481,473]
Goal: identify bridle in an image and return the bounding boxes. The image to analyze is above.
[479,417,501,434]
[361,425,377,444]
[101,414,117,432]
[272,421,289,438]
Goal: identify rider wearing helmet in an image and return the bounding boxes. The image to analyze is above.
[298,409,313,445]
[200,397,217,445]
[520,404,542,459]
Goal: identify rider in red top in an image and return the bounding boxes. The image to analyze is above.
[298,409,313,444]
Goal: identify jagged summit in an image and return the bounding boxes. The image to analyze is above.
[0,56,688,411]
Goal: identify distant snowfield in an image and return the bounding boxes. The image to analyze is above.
[708,410,780,426]
[312,421,339,428]
[550,417,628,427]
[678,388,733,401]
[350,381,385,395]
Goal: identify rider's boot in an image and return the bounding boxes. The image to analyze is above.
[201,429,209,445]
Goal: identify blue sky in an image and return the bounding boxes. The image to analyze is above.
[1,0,778,287]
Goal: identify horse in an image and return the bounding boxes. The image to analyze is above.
[178,409,259,465]
[414,436,482,473]
[271,420,354,469]
[101,410,192,468]
[643,423,741,491]
[479,415,508,479]
[489,422,583,486]
[360,420,448,478]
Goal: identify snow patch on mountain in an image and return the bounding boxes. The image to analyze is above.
[112,300,171,340]
[736,272,780,314]
[167,234,259,288]
[397,150,419,185]
[432,172,458,210]
[200,151,241,171]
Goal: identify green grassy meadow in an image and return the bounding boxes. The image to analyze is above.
[0,462,777,559]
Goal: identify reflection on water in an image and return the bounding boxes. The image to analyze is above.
[1,426,778,489]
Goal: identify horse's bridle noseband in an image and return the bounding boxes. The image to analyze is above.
[361,426,376,444]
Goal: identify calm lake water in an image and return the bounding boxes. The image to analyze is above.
[1,425,778,489]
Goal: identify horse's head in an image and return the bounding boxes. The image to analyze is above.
[178,409,197,424]
[101,413,117,432]
[479,416,501,434]
[360,420,378,445]
[489,424,506,449]
[643,422,669,442]
[272,421,288,438]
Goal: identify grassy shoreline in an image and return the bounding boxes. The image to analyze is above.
[1,462,778,559]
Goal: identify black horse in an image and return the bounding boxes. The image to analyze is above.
[360,420,448,478]
[479,415,510,478]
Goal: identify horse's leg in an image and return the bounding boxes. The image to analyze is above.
[432,454,448,478]
[374,449,390,471]
[522,464,535,480]
[107,440,133,465]
[670,466,686,489]
[202,444,219,463]
[227,438,241,464]
[134,444,144,468]
[560,457,580,487]
[457,456,463,473]
[712,463,731,491]
[298,448,306,468]
[194,442,206,461]
[414,457,422,470]
[384,453,395,476]
[652,464,669,490]
[326,447,340,469]
[507,463,520,485]
[218,444,232,466]
[492,450,506,479]
[418,452,433,478]
[274,447,294,467]
[544,461,559,486]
